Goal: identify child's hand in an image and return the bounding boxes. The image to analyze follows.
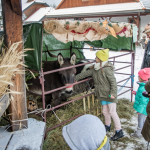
[137,112,141,114]
[132,91,136,95]
[110,95,115,99]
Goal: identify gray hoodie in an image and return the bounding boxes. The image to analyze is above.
[62,114,110,150]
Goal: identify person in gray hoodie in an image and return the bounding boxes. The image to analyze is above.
[62,114,110,150]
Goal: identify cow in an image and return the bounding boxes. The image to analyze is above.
[26,53,77,107]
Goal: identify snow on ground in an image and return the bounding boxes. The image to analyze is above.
[83,45,148,149]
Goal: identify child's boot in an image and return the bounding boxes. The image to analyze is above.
[111,129,124,141]
[131,127,142,139]
[105,125,111,132]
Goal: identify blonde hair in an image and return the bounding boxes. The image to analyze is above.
[100,60,103,73]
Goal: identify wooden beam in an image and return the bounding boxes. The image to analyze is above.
[131,16,137,23]
[136,13,140,44]
[2,0,28,131]
[47,13,149,20]
[10,0,22,16]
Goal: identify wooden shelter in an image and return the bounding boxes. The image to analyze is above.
[56,0,139,9]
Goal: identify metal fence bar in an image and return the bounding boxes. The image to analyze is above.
[117,77,130,84]
[117,89,132,96]
[44,77,92,95]
[43,61,95,75]
[46,92,95,112]
[46,100,99,132]
[42,49,70,52]
[109,52,134,59]
[115,72,131,75]
[46,113,84,132]
[117,85,132,88]
[42,52,134,75]
[109,61,132,64]
[115,65,132,71]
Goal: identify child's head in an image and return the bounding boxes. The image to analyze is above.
[138,68,150,82]
[143,23,150,39]
[62,114,109,150]
[95,49,109,63]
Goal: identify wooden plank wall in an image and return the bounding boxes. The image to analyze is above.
[57,0,136,9]
[24,4,48,18]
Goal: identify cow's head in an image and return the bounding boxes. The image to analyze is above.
[57,53,76,94]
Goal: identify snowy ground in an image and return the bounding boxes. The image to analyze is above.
[83,46,149,150]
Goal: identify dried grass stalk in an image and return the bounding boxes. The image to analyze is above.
[0,41,29,98]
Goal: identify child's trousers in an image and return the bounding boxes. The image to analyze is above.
[102,103,121,130]
[138,113,146,129]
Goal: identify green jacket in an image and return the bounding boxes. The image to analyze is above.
[133,82,149,115]
[75,62,118,103]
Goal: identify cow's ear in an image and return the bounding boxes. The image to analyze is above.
[70,53,76,65]
[57,53,64,66]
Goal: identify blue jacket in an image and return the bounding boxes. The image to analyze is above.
[133,82,149,115]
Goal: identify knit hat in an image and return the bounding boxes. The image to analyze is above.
[96,49,109,62]
[62,114,110,150]
[138,68,150,81]
[143,23,150,34]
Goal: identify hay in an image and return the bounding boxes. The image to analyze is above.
[0,41,31,98]
[32,96,133,150]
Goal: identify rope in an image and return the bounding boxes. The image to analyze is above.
[39,104,61,123]
[117,75,135,94]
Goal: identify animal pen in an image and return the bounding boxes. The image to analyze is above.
[24,20,137,135]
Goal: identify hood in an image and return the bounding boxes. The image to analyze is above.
[104,62,115,70]
[62,114,106,150]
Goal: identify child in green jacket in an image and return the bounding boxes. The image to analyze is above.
[131,68,150,139]
[75,49,124,141]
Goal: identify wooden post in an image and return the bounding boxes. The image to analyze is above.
[2,0,28,131]
[83,97,86,112]
[92,94,95,115]
[136,13,140,45]
[96,99,99,116]
[87,96,90,110]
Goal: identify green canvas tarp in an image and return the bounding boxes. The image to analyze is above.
[85,35,135,51]
[23,23,85,71]
[23,23,135,71]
